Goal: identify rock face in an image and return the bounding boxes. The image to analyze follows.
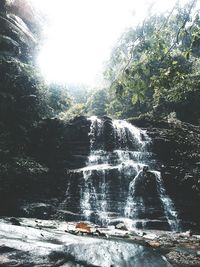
[0,116,90,217]
[130,116,200,232]
[0,13,36,61]
[0,0,41,62]
[30,116,91,169]
[0,0,50,216]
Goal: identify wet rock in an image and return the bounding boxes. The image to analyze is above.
[0,34,21,57]
[0,218,173,267]
[147,240,161,248]
[166,251,200,267]
[0,11,37,62]
[102,116,116,151]
[186,229,193,237]
[30,117,90,169]
[0,157,52,215]
[115,223,128,231]
[9,217,21,226]
[20,203,56,219]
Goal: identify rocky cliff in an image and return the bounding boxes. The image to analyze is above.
[1,111,200,232]
[0,0,51,215]
[130,116,200,231]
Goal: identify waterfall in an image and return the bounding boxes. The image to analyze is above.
[67,116,181,231]
[80,117,109,224]
[152,171,181,232]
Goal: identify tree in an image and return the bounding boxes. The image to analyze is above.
[59,103,85,121]
[104,0,200,123]
[48,83,72,116]
[85,88,108,117]
[0,58,50,126]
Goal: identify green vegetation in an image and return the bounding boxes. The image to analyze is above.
[59,103,85,121]
[97,0,200,124]
[0,58,50,126]
[85,88,108,117]
[6,0,199,125]
[48,83,72,116]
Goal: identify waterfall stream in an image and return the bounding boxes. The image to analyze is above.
[68,116,181,231]
[153,171,181,232]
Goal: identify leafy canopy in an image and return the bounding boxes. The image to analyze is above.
[103,0,200,124]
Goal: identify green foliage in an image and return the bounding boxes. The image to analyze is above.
[48,83,72,116]
[104,0,200,124]
[59,103,85,121]
[67,84,89,104]
[85,88,108,116]
[0,58,50,126]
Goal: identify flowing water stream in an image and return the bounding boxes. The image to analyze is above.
[66,116,181,231]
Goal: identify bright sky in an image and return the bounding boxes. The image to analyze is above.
[31,0,192,86]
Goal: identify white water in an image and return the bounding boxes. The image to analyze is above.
[76,116,181,231]
[80,117,109,224]
[124,170,144,224]
[153,171,181,232]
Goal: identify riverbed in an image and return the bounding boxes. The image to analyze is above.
[0,217,200,266]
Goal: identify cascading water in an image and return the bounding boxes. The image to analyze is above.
[153,171,181,232]
[80,117,109,224]
[65,116,181,231]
